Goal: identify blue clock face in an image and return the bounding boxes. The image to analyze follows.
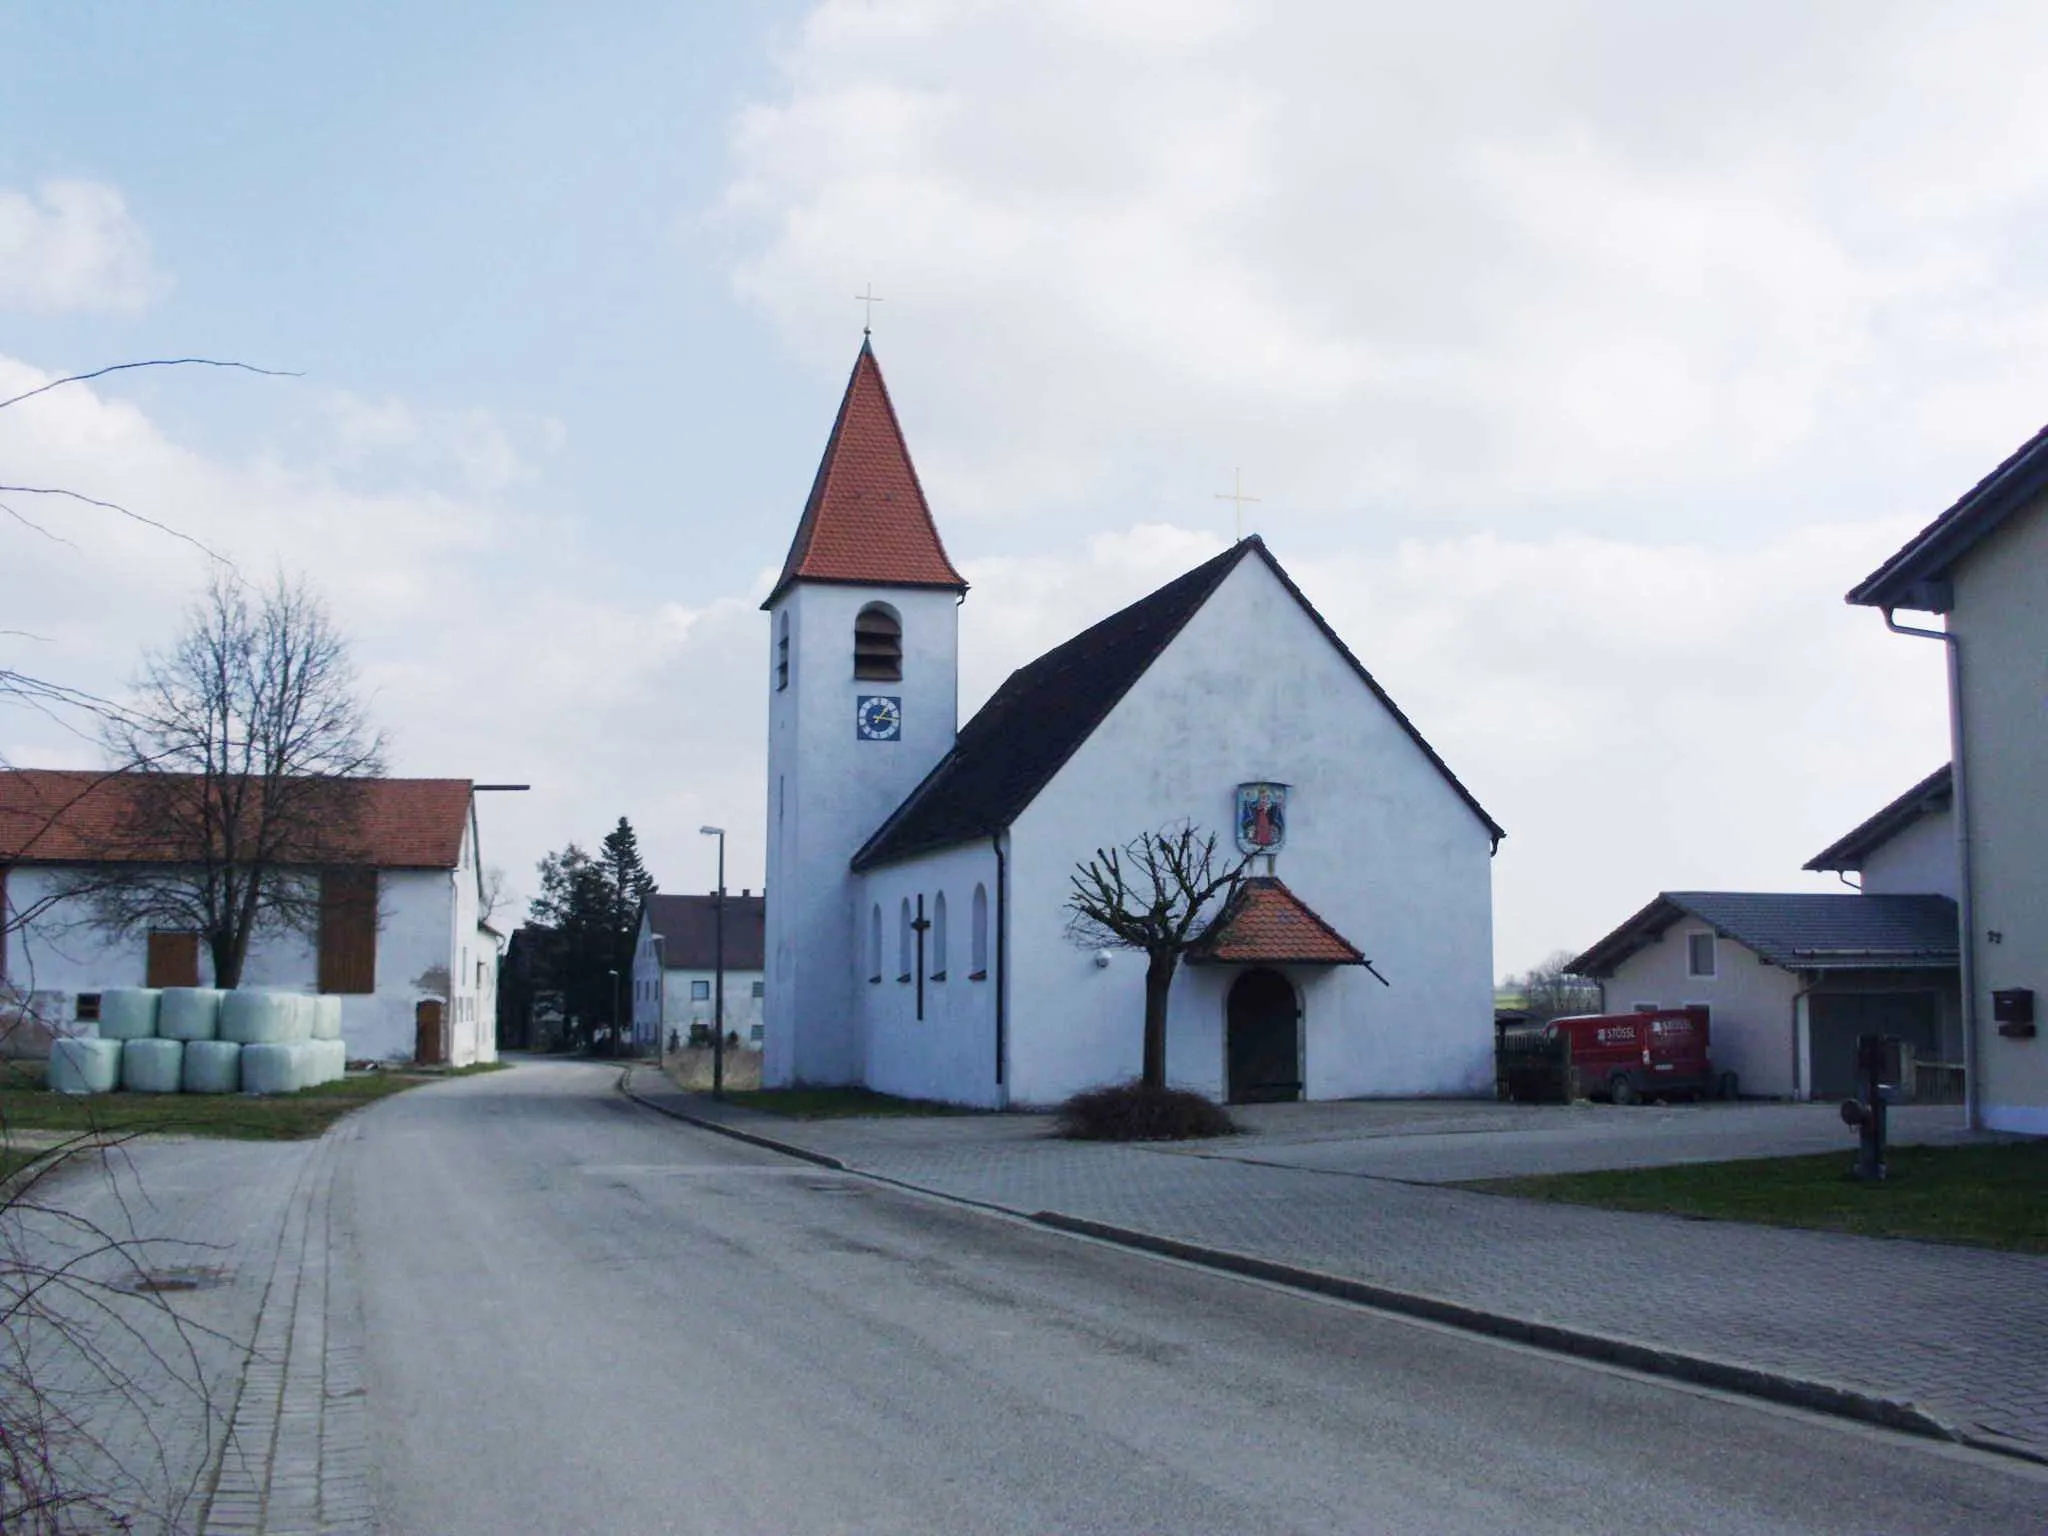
[856,695,902,741]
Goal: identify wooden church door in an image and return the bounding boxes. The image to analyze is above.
[1227,968,1301,1103]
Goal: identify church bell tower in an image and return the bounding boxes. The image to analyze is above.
[762,340,967,1086]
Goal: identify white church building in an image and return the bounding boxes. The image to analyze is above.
[763,341,1503,1109]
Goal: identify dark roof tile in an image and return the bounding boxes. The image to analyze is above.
[642,893,766,971]
[1571,891,1958,978]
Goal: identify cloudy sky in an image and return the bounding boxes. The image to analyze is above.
[4,1,2040,978]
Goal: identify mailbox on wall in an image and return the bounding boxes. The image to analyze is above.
[1993,987,2036,1039]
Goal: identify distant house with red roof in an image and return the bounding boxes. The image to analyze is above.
[761,341,1501,1107]
[0,771,500,1065]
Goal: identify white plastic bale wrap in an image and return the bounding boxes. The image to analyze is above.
[318,1038,348,1084]
[181,1039,242,1095]
[49,1037,122,1094]
[157,988,224,1042]
[311,995,344,1041]
[121,1038,184,1093]
[240,1042,301,1095]
[221,990,300,1045]
[96,988,161,1041]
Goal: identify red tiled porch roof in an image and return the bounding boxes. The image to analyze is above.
[764,339,968,608]
[1190,876,1366,965]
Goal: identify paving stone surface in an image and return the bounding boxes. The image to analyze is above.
[628,1075,2048,1460]
[1,1122,370,1535]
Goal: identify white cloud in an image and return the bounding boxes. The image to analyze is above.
[0,181,166,313]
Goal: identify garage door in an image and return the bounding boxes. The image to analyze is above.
[1808,992,1939,1099]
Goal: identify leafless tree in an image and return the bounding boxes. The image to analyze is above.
[65,570,386,987]
[1512,948,1603,1023]
[1065,822,1248,1089]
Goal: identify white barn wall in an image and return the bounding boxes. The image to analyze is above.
[856,841,1003,1106]
[2,849,492,1067]
[999,556,1496,1107]
[764,582,961,1087]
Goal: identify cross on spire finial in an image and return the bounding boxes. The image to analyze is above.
[855,283,884,334]
[1215,468,1262,542]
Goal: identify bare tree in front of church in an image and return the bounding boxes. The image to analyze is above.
[1065,822,1248,1090]
[71,570,386,987]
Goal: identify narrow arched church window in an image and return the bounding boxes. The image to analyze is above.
[971,883,989,980]
[898,898,913,981]
[854,604,902,681]
[776,610,791,690]
[869,904,882,983]
[931,892,948,981]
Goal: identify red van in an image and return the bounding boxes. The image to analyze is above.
[1546,1007,1722,1104]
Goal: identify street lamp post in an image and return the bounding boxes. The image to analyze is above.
[699,826,726,1099]
[608,967,620,1059]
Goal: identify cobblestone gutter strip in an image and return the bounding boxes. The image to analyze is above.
[1029,1211,1964,1449]
[617,1072,2048,1467]
[198,1121,374,1536]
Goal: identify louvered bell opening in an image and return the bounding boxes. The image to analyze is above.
[853,607,902,681]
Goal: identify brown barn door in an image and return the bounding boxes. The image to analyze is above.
[146,931,201,988]
[1227,968,1302,1103]
[415,999,447,1066]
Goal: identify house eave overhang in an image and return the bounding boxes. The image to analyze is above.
[1847,420,2048,610]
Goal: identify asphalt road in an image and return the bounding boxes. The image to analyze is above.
[343,1060,2048,1535]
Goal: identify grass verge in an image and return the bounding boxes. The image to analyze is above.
[1463,1141,2048,1253]
[0,1069,445,1142]
[716,1086,968,1119]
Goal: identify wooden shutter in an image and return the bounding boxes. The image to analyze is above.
[318,869,378,995]
[145,931,201,988]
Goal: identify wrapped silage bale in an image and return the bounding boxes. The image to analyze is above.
[96,988,161,1041]
[290,1040,325,1087]
[317,1038,348,1084]
[220,990,299,1045]
[181,1039,242,1095]
[157,988,224,1042]
[240,1042,301,1095]
[121,1038,184,1094]
[311,995,343,1042]
[290,995,316,1043]
[48,1037,122,1094]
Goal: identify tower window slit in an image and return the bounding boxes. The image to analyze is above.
[854,605,902,681]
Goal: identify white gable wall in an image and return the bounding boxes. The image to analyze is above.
[992,555,1495,1106]
[1595,930,1801,1098]
[764,582,960,1087]
[1858,805,1958,899]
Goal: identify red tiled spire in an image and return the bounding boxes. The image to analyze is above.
[764,340,968,609]
[1191,876,1367,965]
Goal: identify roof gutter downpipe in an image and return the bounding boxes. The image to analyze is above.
[1882,607,1979,1131]
[991,829,1009,1108]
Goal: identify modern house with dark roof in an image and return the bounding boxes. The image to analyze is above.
[762,341,1501,1107]
[1848,420,2048,1134]
[0,771,501,1065]
[1570,889,1960,1102]
[630,891,768,1050]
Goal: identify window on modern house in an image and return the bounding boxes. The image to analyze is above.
[690,979,711,1001]
[898,897,912,980]
[930,891,948,980]
[854,603,902,681]
[971,883,989,980]
[1687,932,1716,978]
[869,903,882,982]
[145,930,201,988]
[318,869,378,995]
[751,980,764,998]
[776,611,790,691]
